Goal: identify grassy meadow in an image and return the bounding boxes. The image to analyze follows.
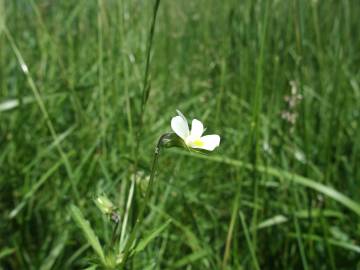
[1,0,360,269]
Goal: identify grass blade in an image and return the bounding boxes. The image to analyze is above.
[134,219,171,253]
[239,211,260,270]
[176,151,360,216]
[69,204,106,265]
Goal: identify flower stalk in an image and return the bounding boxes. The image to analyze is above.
[119,133,167,267]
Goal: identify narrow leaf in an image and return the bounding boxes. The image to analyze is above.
[176,151,360,216]
[134,220,171,253]
[69,204,106,264]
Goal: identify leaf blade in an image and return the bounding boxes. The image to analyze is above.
[69,204,106,265]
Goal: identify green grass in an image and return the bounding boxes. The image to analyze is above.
[1,0,360,269]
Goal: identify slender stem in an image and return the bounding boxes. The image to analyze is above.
[250,0,270,250]
[120,178,135,247]
[111,220,120,246]
[140,0,161,117]
[239,211,260,270]
[119,135,165,267]
[118,2,162,266]
[129,0,161,248]
[134,0,161,162]
[110,210,121,247]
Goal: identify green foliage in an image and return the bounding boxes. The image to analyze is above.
[134,219,171,253]
[69,205,106,266]
[1,0,360,269]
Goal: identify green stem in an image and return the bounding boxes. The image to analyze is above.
[129,0,161,249]
[140,0,161,117]
[111,216,120,246]
[119,135,165,267]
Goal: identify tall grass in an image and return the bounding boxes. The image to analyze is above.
[1,0,360,269]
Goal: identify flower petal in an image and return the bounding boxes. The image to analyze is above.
[196,135,220,151]
[190,119,204,138]
[171,116,189,140]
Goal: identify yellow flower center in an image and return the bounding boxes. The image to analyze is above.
[193,138,204,147]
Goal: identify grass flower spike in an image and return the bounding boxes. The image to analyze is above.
[171,110,220,151]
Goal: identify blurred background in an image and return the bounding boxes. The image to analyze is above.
[0,0,359,269]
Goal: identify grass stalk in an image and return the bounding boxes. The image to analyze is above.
[239,211,260,270]
[97,0,106,153]
[119,134,165,267]
[4,27,79,201]
[250,0,270,250]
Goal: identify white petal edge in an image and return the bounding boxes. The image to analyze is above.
[171,115,189,140]
[176,109,187,123]
[197,135,220,151]
[190,119,204,138]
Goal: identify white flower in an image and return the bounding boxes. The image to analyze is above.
[171,110,220,151]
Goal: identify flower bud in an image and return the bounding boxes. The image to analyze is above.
[158,132,186,149]
[133,171,150,197]
[94,195,116,215]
